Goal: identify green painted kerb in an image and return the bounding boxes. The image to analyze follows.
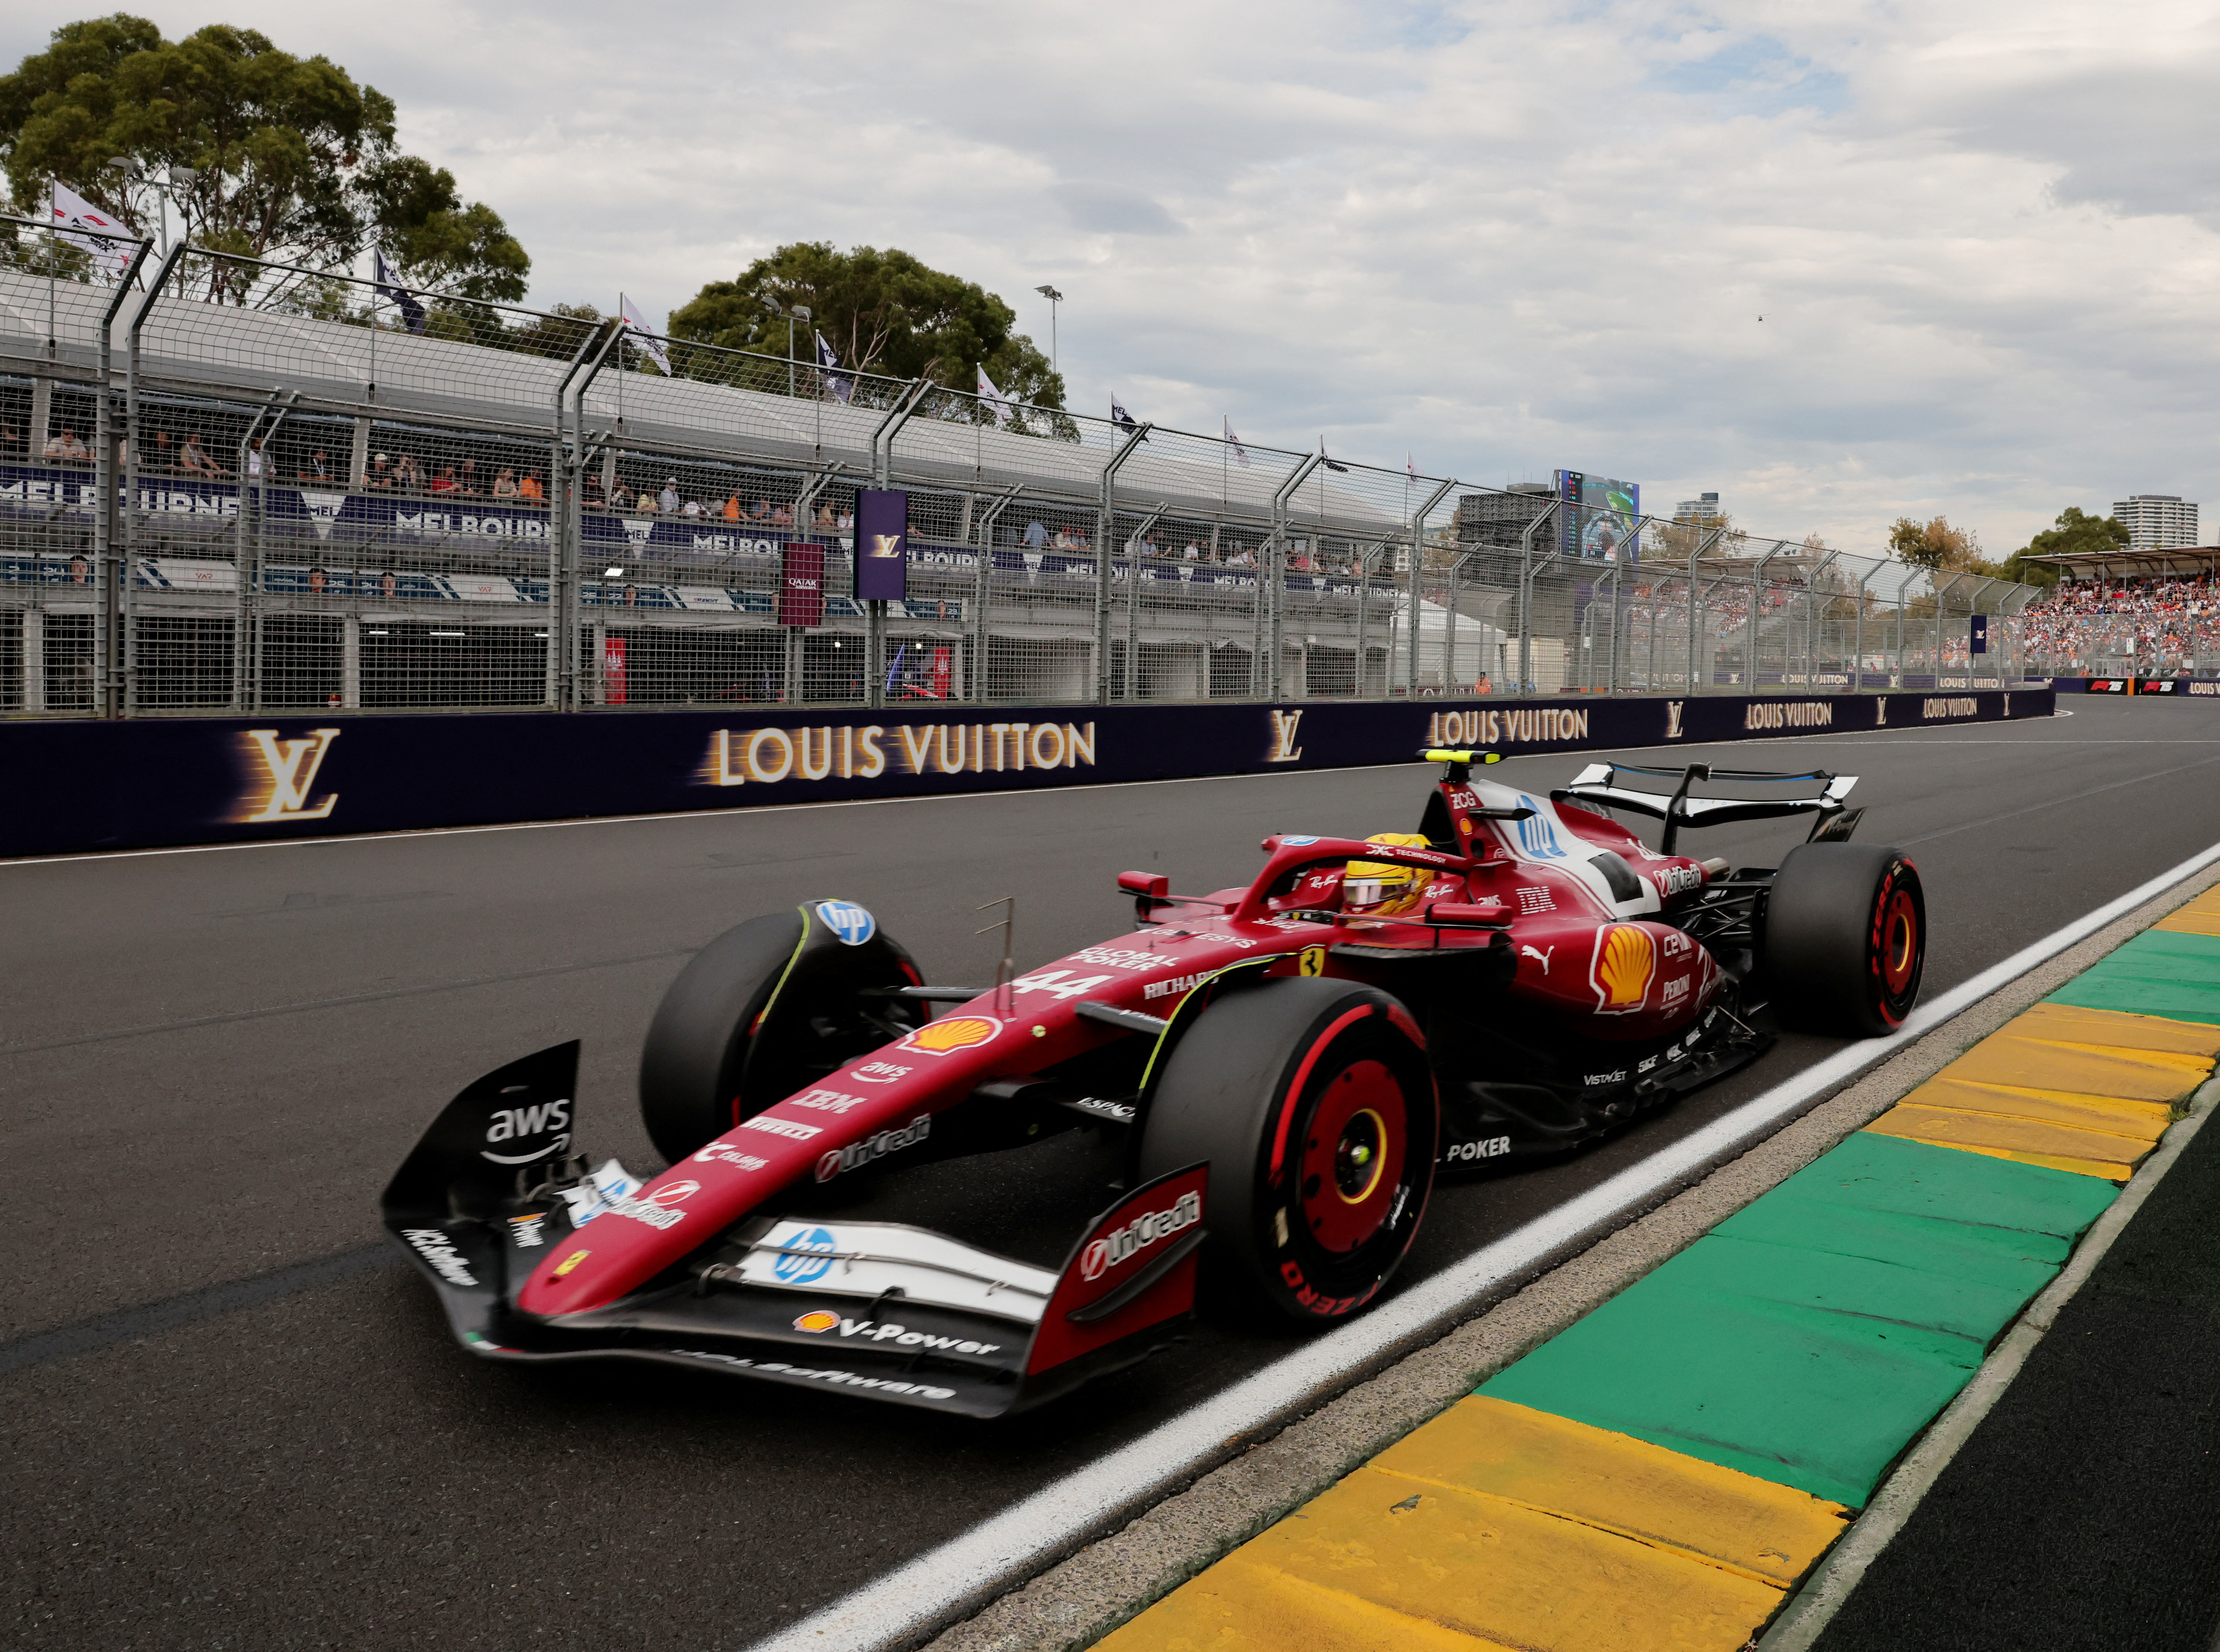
[1479,1133,2118,1508]
[2044,929,2220,1027]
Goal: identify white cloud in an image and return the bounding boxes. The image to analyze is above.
[11,0,2220,555]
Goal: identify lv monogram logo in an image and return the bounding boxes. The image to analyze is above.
[869,533,904,558]
[240,728,341,822]
[1266,709,1304,763]
[1664,700,1684,739]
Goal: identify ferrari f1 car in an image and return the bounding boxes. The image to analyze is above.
[385,751,1924,1416]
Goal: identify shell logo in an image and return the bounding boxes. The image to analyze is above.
[792,1310,840,1333]
[901,1015,1002,1056]
[1591,924,1657,1014]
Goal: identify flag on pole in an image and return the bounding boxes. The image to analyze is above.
[373,248,427,334]
[1407,453,1418,481]
[1110,395,1137,435]
[1224,416,1250,469]
[1320,438,1348,474]
[815,331,853,404]
[620,294,672,375]
[50,181,131,277]
[976,364,1010,424]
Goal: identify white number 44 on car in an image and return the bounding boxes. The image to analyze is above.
[1005,970,1117,1000]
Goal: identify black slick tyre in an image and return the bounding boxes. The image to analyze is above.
[1763,843,1924,1037]
[1137,979,1436,1325]
[638,904,922,1163]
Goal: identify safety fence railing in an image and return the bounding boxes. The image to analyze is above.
[0,217,2047,718]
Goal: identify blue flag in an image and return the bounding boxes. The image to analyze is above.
[373,249,426,335]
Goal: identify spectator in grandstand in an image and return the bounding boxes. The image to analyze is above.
[838,507,855,532]
[0,420,17,456]
[457,459,480,495]
[608,480,632,510]
[394,455,425,491]
[378,571,397,599]
[582,472,606,509]
[815,501,837,528]
[298,449,332,482]
[429,465,458,494]
[622,584,639,606]
[771,501,793,525]
[659,478,680,513]
[681,496,704,518]
[519,473,544,503]
[308,567,328,594]
[492,468,519,498]
[722,494,742,520]
[180,434,222,475]
[367,453,393,489]
[1183,540,1201,561]
[67,553,89,584]
[1022,519,1050,548]
[636,490,659,514]
[1475,672,1493,695]
[43,425,89,463]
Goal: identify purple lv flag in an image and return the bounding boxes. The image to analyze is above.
[854,489,909,600]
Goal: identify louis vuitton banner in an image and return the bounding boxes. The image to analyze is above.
[0,689,2045,857]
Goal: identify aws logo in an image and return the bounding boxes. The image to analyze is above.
[235,728,341,823]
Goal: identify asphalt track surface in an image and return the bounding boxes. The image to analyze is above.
[6,696,2219,1650]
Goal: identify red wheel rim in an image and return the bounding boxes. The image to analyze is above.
[1879,885,1919,997]
[1298,1058,1407,1254]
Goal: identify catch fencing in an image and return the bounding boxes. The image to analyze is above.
[0,216,2042,719]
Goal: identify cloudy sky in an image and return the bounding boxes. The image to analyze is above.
[13,1,2217,554]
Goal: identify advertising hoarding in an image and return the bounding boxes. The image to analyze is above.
[853,490,908,600]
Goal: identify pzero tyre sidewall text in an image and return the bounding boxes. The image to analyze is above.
[1138,979,1437,1326]
[1764,843,1925,1037]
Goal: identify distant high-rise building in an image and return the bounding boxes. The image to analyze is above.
[1676,492,1722,523]
[2113,494,2199,551]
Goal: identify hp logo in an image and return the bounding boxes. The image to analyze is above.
[772,1226,839,1284]
[815,900,876,946]
[1513,796,1568,859]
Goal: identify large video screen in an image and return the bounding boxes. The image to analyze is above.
[1554,471,1641,563]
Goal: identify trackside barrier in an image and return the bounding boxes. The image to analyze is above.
[0,687,2047,857]
[2048,676,2220,697]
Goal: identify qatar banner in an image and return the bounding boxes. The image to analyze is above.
[0,688,2047,858]
[778,543,826,628]
[853,490,908,601]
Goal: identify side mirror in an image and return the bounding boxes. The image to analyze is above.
[1118,870,1170,918]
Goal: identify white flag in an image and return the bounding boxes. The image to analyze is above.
[977,365,1010,424]
[1224,416,1250,469]
[1407,453,1418,481]
[815,331,853,404]
[619,294,672,375]
[50,181,132,276]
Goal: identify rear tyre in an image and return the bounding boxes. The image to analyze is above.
[1763,843,1924,1037]
[1137,979,1437,1325]
[639,905,922,1163]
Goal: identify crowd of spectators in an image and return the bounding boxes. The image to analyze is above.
[2021,573,2220,668]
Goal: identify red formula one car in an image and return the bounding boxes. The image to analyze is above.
[385,751,1924,1415]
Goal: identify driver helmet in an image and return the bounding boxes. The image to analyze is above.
[1342,832,1434,916]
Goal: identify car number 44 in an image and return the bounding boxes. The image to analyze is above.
[1005,970,1118,1000]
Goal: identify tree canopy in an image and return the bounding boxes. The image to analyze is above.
[0,15,528,302]
[670,242,1063,409]
[2005,506,2126,585]
[1887,514,1987,573]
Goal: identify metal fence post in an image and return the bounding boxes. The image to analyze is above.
[559,321,622,710]
[96,240,152,718]
[1093,422,1151,702]
[870,379,931,709]
[1515,501,1558,693]
[121,241,186,718]
[1407,478,1455,698]
[1122,501,1167,701]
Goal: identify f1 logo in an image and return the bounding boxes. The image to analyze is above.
[1664,701,1683,739]
[1266,709,1304,763]
[238,728,341,822]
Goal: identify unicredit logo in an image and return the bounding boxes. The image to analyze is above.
[1080,1191,1201,1280]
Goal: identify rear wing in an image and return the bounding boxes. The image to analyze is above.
[1554,762,1860,854]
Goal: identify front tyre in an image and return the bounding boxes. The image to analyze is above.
[1763,844,1924,1037]
[1137,980,1437,1325]
[638,902,923,1163]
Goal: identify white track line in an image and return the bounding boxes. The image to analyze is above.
[749,833,2220,1652]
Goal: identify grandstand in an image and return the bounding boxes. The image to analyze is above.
[2020,546,2220,676]
[0,219,2043,716]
